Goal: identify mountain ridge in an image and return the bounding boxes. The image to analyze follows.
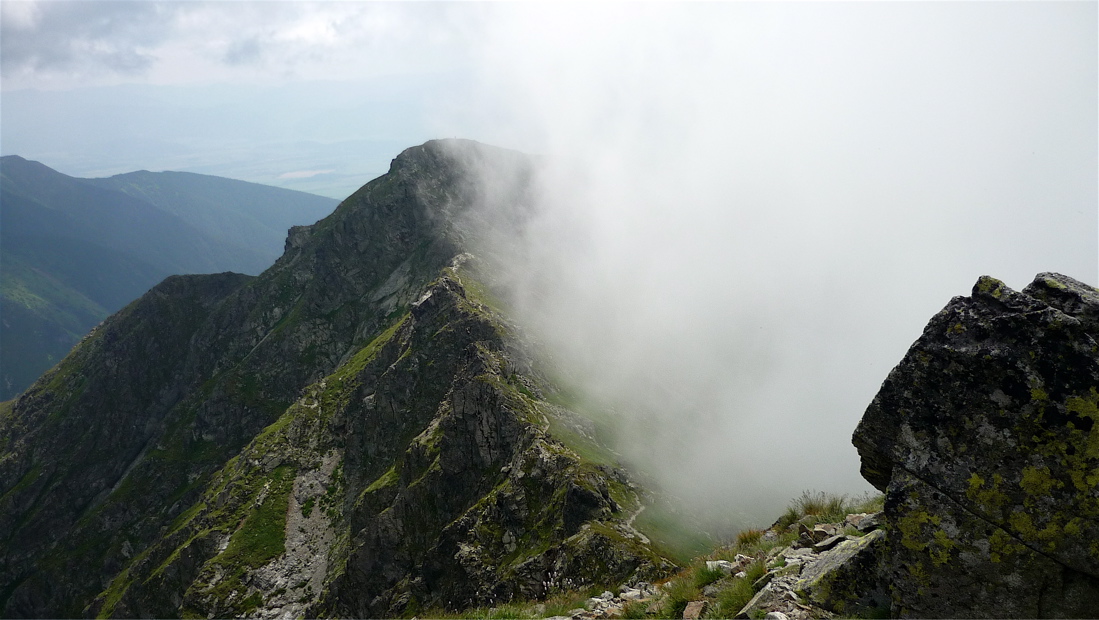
[0,140,678,617]
[0,155,338,400]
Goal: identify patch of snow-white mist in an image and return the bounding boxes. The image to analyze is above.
[441,2,1097,528]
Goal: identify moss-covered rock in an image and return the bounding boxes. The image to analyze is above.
[852,272,1099,617]
[795,529,888,615]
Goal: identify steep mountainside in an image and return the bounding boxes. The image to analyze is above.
[0,156,338,400]
[0,140,676,618]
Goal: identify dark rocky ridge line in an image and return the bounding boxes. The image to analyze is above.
[0,140,676,618]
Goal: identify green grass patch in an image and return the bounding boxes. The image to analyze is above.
[773,490,883,530]
[710,560,767,619]
[541,589,601,617]
[620,599,649,619]
[0,464,41,504]
[331,313,408,384]
[692,563,726,588]
[217,465,294,569]
[239,591,264,615]
[167,501,207,536]
[365,463,399,493]
[714,576,756,618]
[662,576,701,619]
[736,528,763,547]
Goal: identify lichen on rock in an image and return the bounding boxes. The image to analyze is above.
[852,272,1099,618]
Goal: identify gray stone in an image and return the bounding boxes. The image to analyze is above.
[706,559,737,574]
[811,534,846,553]
[782,547,815,561]
[795,530,888,615]
[682,600,707,619]
[752,570,775,590]
[852,273,1099,617]
[796,522,823,544]
[735,583,776,619]
[764,613,790,620]
[854,512,883,533]
[844,512,870,528]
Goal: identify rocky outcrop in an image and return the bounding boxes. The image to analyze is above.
[853,273,1099,618]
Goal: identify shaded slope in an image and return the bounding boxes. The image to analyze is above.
[0,156,256,276]
[0,156,336,400]
[86,169,337,270]
[0,140,674,618]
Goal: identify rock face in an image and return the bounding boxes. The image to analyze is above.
[0,139,674,618]
[853,273,1099,618]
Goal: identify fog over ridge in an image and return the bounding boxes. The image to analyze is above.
[440,2,1097,526]
[2,1,1094,528]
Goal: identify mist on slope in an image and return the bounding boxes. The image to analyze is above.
[443,3,1098,528]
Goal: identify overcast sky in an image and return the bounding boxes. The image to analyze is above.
[2,1,1097,527]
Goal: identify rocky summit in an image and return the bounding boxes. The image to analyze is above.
[0,140,675,618]
[852,273,1099,617]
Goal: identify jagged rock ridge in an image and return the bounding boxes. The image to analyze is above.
[0,140,675,618]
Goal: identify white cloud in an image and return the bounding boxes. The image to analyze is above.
[449,1,1098,525]
[1,0,43,30]
[1,1,477,89]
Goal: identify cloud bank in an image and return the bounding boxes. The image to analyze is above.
[1,1,475,90]
[449,2,1097,526]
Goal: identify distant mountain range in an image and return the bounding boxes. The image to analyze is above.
[0,156,339,400]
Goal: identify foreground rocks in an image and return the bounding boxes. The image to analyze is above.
[729,514,888,620]
[853,273,1099,617]
[693,273,1099,620]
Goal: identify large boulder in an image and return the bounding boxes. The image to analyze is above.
[852,272,1099,618]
